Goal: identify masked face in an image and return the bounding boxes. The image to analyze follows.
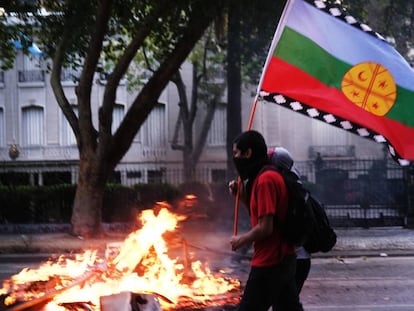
[232,143,252,180]
[233,156,251,180]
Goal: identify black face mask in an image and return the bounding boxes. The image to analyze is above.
[233,155,270,180]
[233,156,251,180]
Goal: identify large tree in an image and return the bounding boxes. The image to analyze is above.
[1,0,228,237]
[170,29,226,182]
[129,26,226,183]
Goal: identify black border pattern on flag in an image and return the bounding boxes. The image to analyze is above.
[259,91,410,166]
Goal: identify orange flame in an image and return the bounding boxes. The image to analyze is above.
[1,207,240,310]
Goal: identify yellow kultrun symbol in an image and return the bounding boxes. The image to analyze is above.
[341,62,397,116]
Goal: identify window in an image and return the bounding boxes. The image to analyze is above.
[24,54,41,70]
[142,103,166,147]
[42,172,72,185]
[112,103,125,133]
[19,55,44,82]
[22,106,44,146]
[208,104,226,146]
[0,172,31,186]
[148,169,164,183]
[61,106,78,146]
[0,107,4,147]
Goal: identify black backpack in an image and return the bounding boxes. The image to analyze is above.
[263,165,337,253]
[303,194,337,253]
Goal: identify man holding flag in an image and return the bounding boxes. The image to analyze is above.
[231,0,414,309]
[230,130,303,311]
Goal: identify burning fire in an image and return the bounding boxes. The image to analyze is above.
[0,207,241,310]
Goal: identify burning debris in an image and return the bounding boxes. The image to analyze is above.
[0,207,241,311]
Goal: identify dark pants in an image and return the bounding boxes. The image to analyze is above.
[295,258,311,293]
[238,255,303,311]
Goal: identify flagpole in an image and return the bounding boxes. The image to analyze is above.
[233,0,293,236]
[233,94,260,236]
[233,177,241,236]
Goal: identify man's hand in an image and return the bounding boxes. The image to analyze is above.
[228,179,238,196]
[230,215,274,251]
[230,235,243,251]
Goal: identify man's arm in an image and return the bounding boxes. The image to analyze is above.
[230,215,274,251]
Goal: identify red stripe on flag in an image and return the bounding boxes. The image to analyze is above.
[261,57,414,159]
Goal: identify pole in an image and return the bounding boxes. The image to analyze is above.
[233,95,260,236]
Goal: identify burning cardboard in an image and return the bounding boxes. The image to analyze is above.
[0,207,241,311]
[100,292,161,311]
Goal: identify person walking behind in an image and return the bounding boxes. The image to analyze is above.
[229,130,303,311]
[268,147,311,295]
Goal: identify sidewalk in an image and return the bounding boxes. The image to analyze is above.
[322,226,414,257]
[0,224,414,257]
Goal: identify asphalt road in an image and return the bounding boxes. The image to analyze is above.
[300,255,414,311]
[1,254,414,311]
[0,254,51,282]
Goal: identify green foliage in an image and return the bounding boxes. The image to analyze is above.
[0,184,76,223]
[238,0,288,86]
[1,0,225,72]
[0,183,181,223]
[133,183,181,207]
[103,184,137,222]
[331,0,414,63]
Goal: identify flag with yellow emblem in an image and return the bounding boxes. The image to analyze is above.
[258,0,414,165]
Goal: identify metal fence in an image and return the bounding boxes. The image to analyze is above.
[0,158,411,227]
[294,158,410,227]
[113,158,411,227]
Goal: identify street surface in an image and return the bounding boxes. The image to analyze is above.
[1,254,414,310]
[300,255,414,311]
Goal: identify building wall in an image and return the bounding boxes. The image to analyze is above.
[0,51,385,186]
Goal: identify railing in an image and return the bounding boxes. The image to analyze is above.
[0,157,411,227]
[18,70,45,83]
[308,145,356,159]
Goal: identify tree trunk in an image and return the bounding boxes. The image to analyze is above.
[71,154,107,237]
[183,149,196,181]
[226,1,242,180]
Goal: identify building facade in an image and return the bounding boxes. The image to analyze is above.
[0,50,386,187]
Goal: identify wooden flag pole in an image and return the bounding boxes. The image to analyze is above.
[233,177,241,236]
[233,95,260,236]
[247,94,260,131]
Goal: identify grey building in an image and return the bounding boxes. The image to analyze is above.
[0,49,385,187]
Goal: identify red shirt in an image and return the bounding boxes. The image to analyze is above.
[249,168,295,267]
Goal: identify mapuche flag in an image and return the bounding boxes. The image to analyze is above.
[258,0,414,165]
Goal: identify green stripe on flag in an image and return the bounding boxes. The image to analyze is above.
[275,27,414,127]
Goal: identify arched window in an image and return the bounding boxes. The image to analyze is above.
[22,106,44,146]
[142,103,166,147]
[112,103,125,134]
[208,104,226,146]
[61,106,78,146]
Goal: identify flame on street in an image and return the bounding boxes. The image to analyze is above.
[0,207,241,310]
